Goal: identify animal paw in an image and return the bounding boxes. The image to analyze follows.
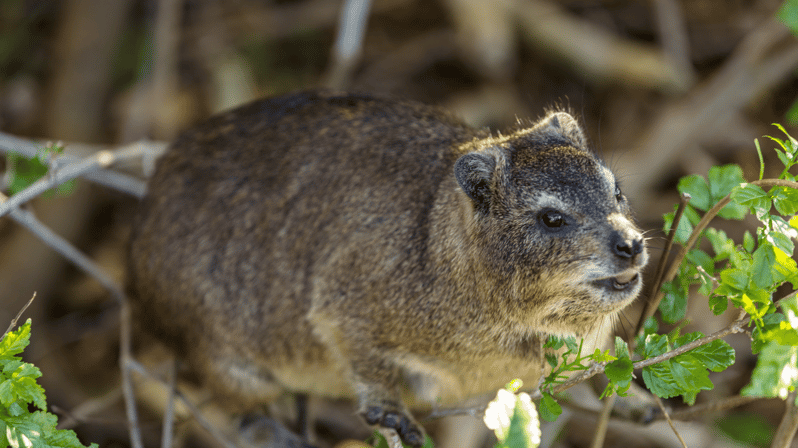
[361,404,425,447]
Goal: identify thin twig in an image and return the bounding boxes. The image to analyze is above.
[664,394,761,421]
[771,391,798,448]
[1,197,125,304]
[0,145,147,218]
[651,0,694,84]
[0,132,155,197]
[589,394,615,448]
[324,0,372,89]
[648,179,798,323]
[2,292,36,340]
[653,395,688,448]
[635,192,691,338]
[120,302,144,448]
[162,357,177,448]
[127,359,238,448]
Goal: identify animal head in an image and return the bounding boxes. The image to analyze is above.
[454,111,648,336]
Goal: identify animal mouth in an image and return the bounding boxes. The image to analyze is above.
[592,270,640,292]
[613,271,638,290]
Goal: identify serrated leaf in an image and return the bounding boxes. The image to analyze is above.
[743,230,756,253]
[0,321,32,358]
[708,295,728,315]
[768,229,796,256]
[742,341,798,400]
[538,393,561,422]
[663,208,693,245]
[678,175,711,211]
[670,356,713,398]
[705,228,735,260]
[719,268,749,292]
[659,281,687,324]
[642,360,682,399]
[732,184,771,218]
[605,358,633,383]
[614,337,630,360]
[790,215,798,231]
[770,186,798,215]
[709,165,746,200]
[686,339,736,372]
[687,249,714,274]
[709,165,749,219]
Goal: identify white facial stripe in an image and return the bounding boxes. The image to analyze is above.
[534,192,569,211]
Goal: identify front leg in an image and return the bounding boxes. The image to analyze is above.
[350,355,426,447]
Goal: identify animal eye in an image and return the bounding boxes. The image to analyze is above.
[540,210,565,229]
[614,185,623,201]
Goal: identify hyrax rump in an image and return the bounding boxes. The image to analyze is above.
[128,90,648,446]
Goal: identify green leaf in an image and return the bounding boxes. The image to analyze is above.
[751,242,797,289]
[732,183,771,218]
[538,393,562,422]
[678,175,711,211]
[605,358,633,383]
[709,165,746,199]
[709,165,748,219]
[778,0,798,37]
[684,339,736,372]
[742,340,798,400]
[503,394,541,448]
[708,295,728,315]
[0,320,31,359]
[719,268,749,292]
[670,356,713,401]
[705,228,735,260]
[659,281,687,324]
[642,360,682,399]
[614,337,630,360]
[770,186,798,215]
[744,230,756,253]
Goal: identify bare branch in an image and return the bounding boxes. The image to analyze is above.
[653,395,687,448]
[2,292,36,340]
[771,392,798,448]
[0,132,160,197]
[589,394,615,448]
[635,191,691,338]
[162,358,178,448]
[127,359,238,448]
[119,302,144,448]
[650,179,798,319]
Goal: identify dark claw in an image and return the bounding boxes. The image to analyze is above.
[401,427,424,447]
[382,411,402,430]
[360,406,425,447]
[363,406,383,425]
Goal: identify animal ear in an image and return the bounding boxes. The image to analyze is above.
[539,112,587,150]
[454,152,496,212]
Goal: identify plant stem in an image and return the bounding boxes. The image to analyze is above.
[771,392,798,448]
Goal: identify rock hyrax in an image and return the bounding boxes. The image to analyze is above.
[128,90,648,447]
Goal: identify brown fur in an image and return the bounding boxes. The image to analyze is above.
[128,90,648,446]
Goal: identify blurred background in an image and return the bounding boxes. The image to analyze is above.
[0,0,797,446]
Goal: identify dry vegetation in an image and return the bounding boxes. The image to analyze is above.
[0,0,797,447]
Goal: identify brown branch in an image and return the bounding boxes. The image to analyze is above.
[589,394,616,448]
[654,395,687,448]
[127,359,238,448]
[645,179,798,328]
[771,392,798,448]
[635,191,691,338]
[665,395,762,421]
[2,292,36,340]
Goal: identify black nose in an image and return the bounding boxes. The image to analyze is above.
[611,232,643,259]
